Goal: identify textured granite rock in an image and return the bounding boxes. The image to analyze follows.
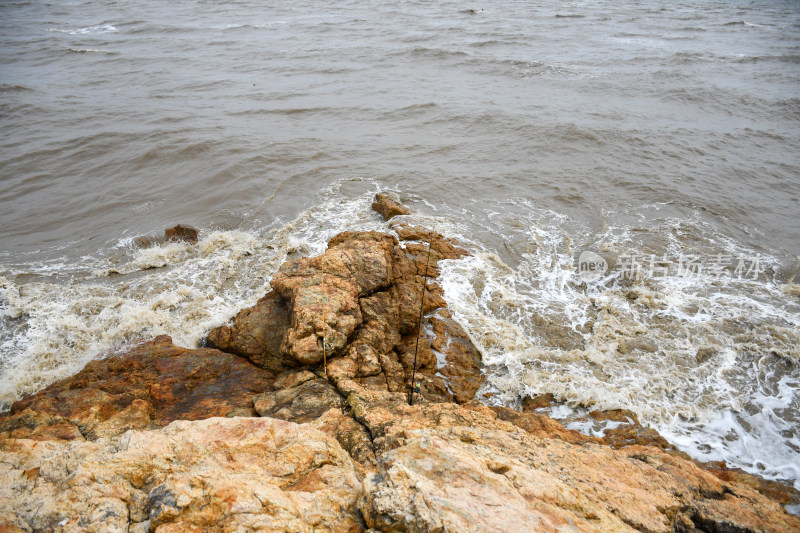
[351,389,800,533]
[164,224,198,244]
[0,417,363,532]
[207,222,480,404]
[0,336,273,442]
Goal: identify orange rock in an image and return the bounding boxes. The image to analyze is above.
[0,336,272,441]
[521,392,556,411]
[350,389,800,533]
[371,192,411,220]
[705,461,800,507]
[0,417,364,532]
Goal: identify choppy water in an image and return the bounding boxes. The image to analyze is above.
[1,0,799,493]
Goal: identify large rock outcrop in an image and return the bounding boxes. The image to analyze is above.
[1,194,798,532]
[207,224,481,405]
[349,389,800,533]
[1,387,798,532]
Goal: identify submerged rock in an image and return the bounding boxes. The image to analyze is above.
[164,224,198,244]
[522,392,556,411]
[132,224,199,249]
[617,336,658,354]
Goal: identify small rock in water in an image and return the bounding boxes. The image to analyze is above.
[164,224,198,243]
[371,193,411,220]
[522,392,556,412]
[695,347,716,363]
[133,235,153,248]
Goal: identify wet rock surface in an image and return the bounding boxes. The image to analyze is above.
[0,335,273,442]
[134,224,200,248]
[371,192,411,221]
[207,214,479,405]
[164,224,199,244]
[1,194,798,532]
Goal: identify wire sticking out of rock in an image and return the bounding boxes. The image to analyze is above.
[321,224,328,378]
[409,238,433,406]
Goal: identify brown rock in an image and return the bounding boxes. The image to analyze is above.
[429,313,483,403]
[268,231,396,365]
[206,291,292,372]
[589,408,641,425]
[570,409,677,451]
[133,235,154,248]
[490,405,601,445]
[0,336,272,441]
[207,229,483,404]
[705,461,800,507]
[253,378,345,423]
[521,392,556,412]
[164,224,198,243]
[371,193,411,220]
[273,369,317,389]
[602,424,676,450]
[391,223,469,275]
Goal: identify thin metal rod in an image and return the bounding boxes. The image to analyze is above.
[321,234,327,378]
[409,239,433,406]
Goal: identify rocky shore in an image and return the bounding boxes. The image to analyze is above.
[1,194,798,532]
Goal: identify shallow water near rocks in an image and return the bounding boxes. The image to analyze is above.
[1,0,799,492]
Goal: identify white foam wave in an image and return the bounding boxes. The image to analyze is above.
[68,48,113,54]
[434,197,800,488]
[0,230,277,409]
[49,24,118,35]
[0,183,390,410]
